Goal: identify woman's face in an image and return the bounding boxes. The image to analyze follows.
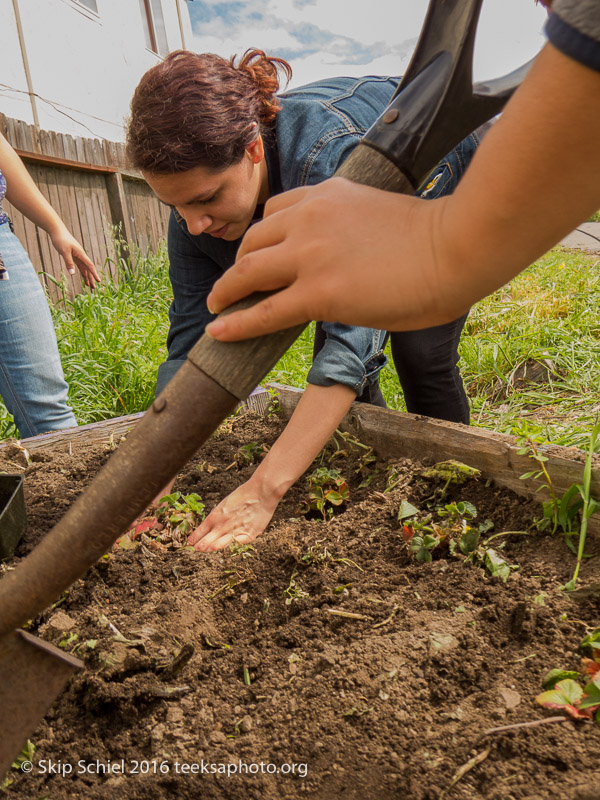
[144,139,268,241]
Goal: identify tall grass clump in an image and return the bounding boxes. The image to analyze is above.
[460,248,600,449]
[0,244,171,438]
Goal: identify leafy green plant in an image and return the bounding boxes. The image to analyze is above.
[282,569,309,606]
[402,500,516,580]
[519,421,600,590]
[116,491,206,550]
[562,420,600,591]
[158,491,206,535]
[228,441,268,469]
[409,532,440,563]
[299,467,349,519]
[535,629,600,724]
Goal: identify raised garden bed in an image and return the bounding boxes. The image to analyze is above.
[1,386,599,800]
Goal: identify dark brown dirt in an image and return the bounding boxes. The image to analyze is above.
[1,412,599,800]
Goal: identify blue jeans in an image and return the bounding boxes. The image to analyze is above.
[0,221,76,437]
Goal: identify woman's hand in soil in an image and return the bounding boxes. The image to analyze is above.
[188,478,280,551]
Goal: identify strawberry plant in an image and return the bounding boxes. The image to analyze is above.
[228,441,269,469]
[158,491,206,535]
[536,629,600,724]
[116,491,206,550]
[401,499,515,580]
[299,467,349,519]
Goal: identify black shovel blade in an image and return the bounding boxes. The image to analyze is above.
[0,629,82,776]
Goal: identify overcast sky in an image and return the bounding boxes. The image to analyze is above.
[188,0,549,88]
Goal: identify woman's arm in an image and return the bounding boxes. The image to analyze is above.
[0,133,100,287]
[188,382,356,551]
[203,42,600,338]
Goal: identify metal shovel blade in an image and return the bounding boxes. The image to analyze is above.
[0,629,82,776]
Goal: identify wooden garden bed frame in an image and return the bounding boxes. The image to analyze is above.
[2,383,598,533]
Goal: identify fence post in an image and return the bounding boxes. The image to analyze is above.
[105,172,135,259]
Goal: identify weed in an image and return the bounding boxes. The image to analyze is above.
[326,429,376,471]
[520,421,600,589]
[299,467,349,519]
[300,543,329,565]
[5,739,35,786]
[282,569,309,606]
[343,705,374,717]
[561,420,600,591]
[420,461,481,499]
[58,632,79,650]
[518,438,561,533]
[229,542,256,559]
[265,386,280,418]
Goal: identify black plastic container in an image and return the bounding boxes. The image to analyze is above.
[0,474,27,560]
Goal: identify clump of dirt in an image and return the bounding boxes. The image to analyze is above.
[1,412,599,800]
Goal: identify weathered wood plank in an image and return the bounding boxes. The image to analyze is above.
[0,414,144,454]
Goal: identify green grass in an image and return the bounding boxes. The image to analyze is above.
[0,246,171,438]
[588,210,600,223]
[0,243,598,453]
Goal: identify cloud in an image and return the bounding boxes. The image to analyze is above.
[188,0,547,88]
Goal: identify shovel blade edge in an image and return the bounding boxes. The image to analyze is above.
[0,629,82,776]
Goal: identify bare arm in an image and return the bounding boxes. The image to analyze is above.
[188,382,356,551]
[203,43,600,338]
[0,133,101,287]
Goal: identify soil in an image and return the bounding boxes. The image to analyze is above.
[1,412,599,800]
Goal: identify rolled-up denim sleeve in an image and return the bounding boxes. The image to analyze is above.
[155,211,224,396]
[307,323,388,394]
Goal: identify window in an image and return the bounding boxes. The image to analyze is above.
[77,0,98,11]
[139,0,169,57]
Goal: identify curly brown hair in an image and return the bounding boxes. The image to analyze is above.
[126,49,292,174]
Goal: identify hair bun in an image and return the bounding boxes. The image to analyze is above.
[232,49,292,125]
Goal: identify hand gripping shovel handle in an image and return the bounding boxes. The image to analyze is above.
[0,0,531,635]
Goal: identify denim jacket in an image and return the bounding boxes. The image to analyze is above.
[157,76,479,396]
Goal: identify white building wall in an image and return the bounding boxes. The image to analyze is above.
[0,0,35,125]
[0,0,194,142]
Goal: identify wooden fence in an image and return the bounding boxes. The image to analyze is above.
[0,114,170,303]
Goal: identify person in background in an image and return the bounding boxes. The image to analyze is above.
[203,1,600,345]
[126,50,480,551]
[0,132,100,438]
